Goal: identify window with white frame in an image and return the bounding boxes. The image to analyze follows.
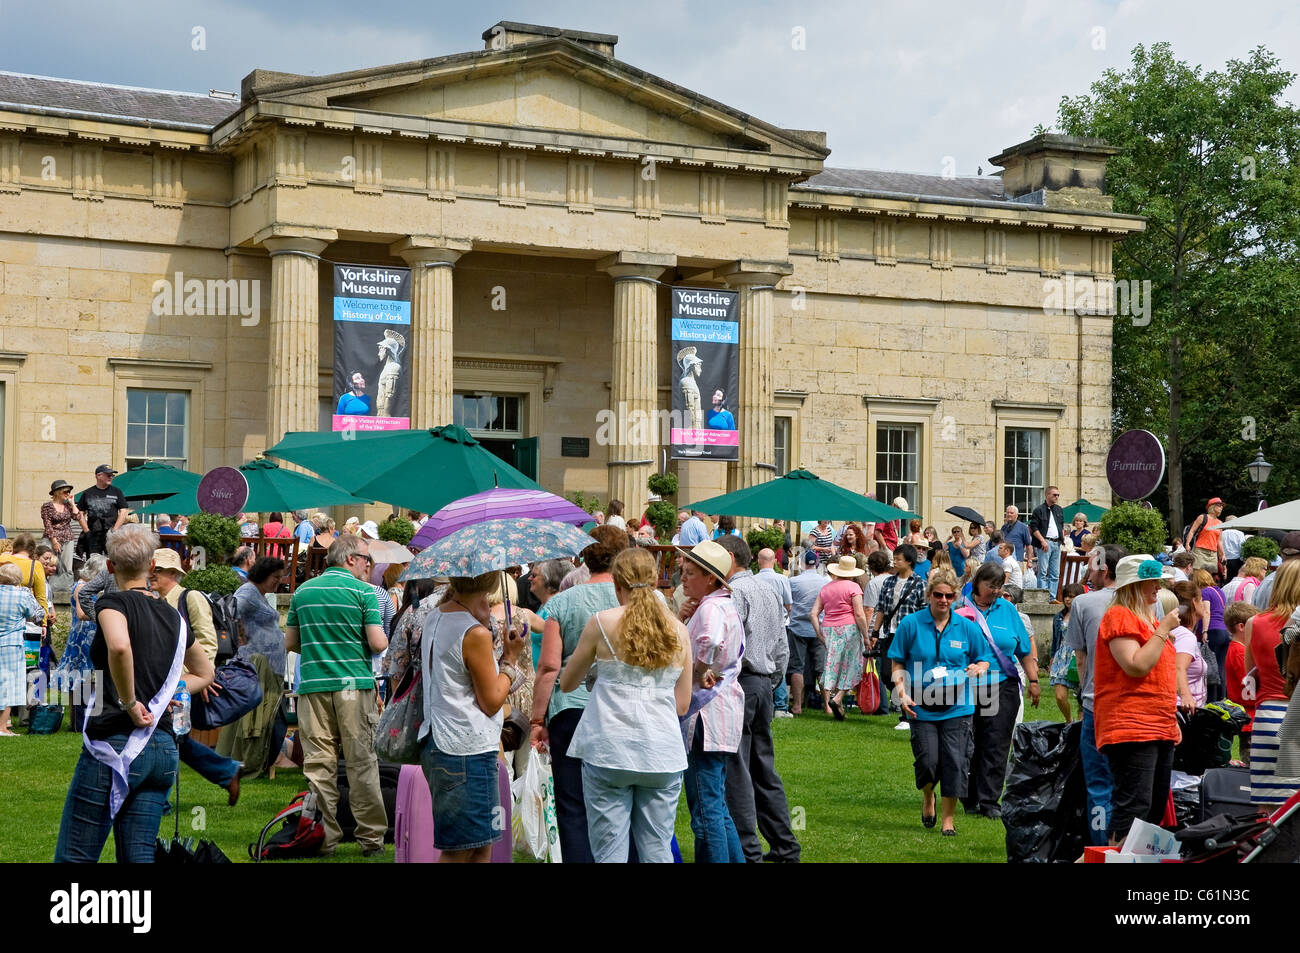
[1004,427,1047,518]
[774,416,792,476]
[126,389,189,469]
[875,422,921,511]
[454,392,523,437]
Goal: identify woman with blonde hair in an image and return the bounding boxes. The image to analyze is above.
[559,548,692,862]
[1243,559,1300,806]
[420,570,526,862]
[1223,556,1268,604]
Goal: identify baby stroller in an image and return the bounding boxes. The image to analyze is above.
[1176,789,1300,863]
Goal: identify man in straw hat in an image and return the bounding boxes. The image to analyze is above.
[150,547,243,806]
[676,539,746,862]
[713,535,800,863]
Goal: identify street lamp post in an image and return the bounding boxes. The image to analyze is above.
[1246,447,1273,508]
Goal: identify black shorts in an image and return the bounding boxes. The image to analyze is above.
[786,630,824,680]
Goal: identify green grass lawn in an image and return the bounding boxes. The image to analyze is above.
[3,693,1067,863]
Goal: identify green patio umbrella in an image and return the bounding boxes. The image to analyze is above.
[684,469,920,523]
[110,461,203,501]
[264,424,542,514]
[135,458,373,515]
[1061,498,1108,523]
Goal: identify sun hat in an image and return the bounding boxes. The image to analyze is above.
[152,548,184,574]
[1113,554,1176,590]
[359,520,380,540]
[49,479,73,495]
[892,496,909,511]
[827,555,865,578]
[676,539,733,589]
[1207,497,1224,507]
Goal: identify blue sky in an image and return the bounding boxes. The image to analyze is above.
[1,0,1295,174]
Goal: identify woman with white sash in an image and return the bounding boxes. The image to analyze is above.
[54,524,214,863]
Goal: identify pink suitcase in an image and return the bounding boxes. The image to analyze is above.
[394,761,513,863]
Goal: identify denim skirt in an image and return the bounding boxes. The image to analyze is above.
[420,736,501,851]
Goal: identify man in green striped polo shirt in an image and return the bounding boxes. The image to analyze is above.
[285,534,390,856]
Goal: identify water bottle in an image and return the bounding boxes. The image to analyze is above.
[172,680,191,736]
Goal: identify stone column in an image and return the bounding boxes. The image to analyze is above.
[719,260,793,493]
[258,226,336,447]
[597,251,675,516]
[392,236,473,429]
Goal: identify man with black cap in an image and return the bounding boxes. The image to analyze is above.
[74,465,128,558]
[713,534,800,863]
[1253,531,1300,610]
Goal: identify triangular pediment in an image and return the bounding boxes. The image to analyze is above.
[244,39,828,164]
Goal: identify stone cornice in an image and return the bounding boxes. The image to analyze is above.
[788,188,1144,236]
[0,110,215,152]
[991,400,1066,416]
[213,100,819,177]
[107,357,213,371]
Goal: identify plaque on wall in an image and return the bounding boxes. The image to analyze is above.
[561,437,590,458]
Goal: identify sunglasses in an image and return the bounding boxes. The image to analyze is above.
[931,591,956,601]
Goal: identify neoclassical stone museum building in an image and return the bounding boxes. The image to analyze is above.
[0,21,1143,528]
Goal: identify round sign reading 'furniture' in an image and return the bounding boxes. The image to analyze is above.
[197,466,249,517]
[1106,430,1166,501]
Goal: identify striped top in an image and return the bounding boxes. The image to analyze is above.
[287,567,381,694]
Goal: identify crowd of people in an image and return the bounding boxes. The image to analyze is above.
[3,462,1299,863]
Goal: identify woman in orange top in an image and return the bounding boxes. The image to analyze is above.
[1094,555,1180,845]
[1243,559,1300,806]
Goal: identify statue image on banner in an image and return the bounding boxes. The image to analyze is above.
[375,328,406,418]
[678,346,705,431]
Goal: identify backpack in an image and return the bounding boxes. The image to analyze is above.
[249,791,324,861]
[178,587,239,664]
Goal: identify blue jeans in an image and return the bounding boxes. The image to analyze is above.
[1037,541,1061,595]
[1080,707,1113,846]
[54,730,178,862]
[582,763,681,862]
[683,722,745,863]
[773,680,789,712]
[177,733,239,788]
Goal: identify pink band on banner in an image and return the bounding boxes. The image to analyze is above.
[670,429,740,446]
[333,415,410,432]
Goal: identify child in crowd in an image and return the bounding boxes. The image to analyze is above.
[1049,583,1086,721]
[1223,601,1260,763]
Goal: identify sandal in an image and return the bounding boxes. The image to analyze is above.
[830,700,845,721]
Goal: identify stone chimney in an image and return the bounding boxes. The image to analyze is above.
[482,21,617,57]
[989,134,1120,211]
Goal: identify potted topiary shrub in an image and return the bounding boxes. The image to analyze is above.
[378,514,415,546]
[184,512,242,566]
[1240,535,1280,564]
[1096,502,1168,557]
[645,471,680,542]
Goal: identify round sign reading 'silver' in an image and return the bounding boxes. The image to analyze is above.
[197,466,250,517]
[1106,430,1166,501]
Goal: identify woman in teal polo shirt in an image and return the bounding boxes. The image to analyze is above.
[958,561,1041,819]
[888,568,992,836]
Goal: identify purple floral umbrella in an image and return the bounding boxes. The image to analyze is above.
[411,488,592,550]
[399,517,596,581]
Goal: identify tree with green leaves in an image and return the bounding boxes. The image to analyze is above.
[1053,43,1300,534]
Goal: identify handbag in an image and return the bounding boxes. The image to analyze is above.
[373,666,424,764]
[1199,639,1221,689]
[191,656,264,730]
[855,659,881,715]
[27,705,65,734]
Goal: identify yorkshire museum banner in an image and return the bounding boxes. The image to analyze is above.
[332,263,411,432]
[670,287,739,461]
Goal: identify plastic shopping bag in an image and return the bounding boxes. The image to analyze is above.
[512,748,563,863]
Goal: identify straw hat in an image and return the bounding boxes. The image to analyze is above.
[827,555,865,578]
[152,548,184,574]
[676,539,733,589]
[1113,555,1175,590]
